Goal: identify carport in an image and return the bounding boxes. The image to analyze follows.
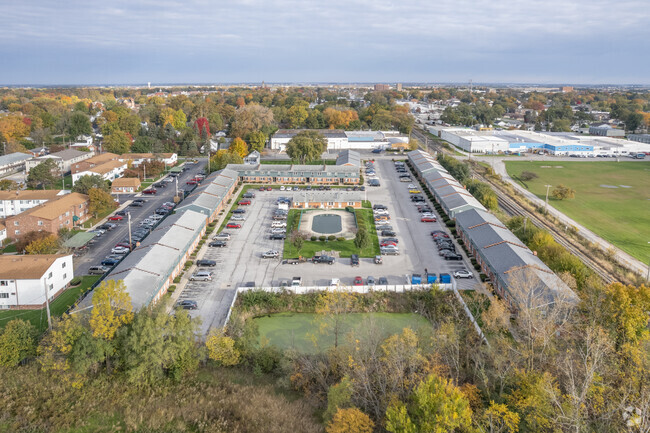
[63,232,96,248]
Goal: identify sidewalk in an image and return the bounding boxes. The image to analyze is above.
[490,158,648,278]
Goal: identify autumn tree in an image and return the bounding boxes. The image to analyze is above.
[0,319,37,367]
[482,401,520,433]
[326,407,374,433]
[247,130,267,153]
[210,149,243,171]
[0,114,31,142]
[229,104,274,138]
[385,373,473,433]
[551,184,575,200]
[229,137,249,158]
[325,376,354,421]
[27,158,60,188]
[286,130,327,164]
[104,130,131,154]
[72,174,109,194]
[25,234,59,254]
[323,108,359,129]
[0,179,19,190]
[88,187,115,217]
[90,279,134,341]
[315,289,357,348]
[206,331,241,366]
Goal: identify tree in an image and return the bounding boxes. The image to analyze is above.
[482,401,520,433]
[0,319,37,367]
[325,376,354,421]
[90,279,134,341]
[131,136,159,153]
[248,130,267,153]
[206,331,241,366]
[625,112,644,132]
[230,104,274,138]
[315,289,357,348]
[326,407,374,433]
[385,374,473,433]
[209,149,243,171]
[72,174,108,194]
[172,109,187,130]
[27,158,59,188]
[25,234,59,254]
[286,130,327,164]
[408,139,419,151]
[104,130,131,154]
[551,184,575,200]
[66,112,92,138]
[229,137,249,158]
[0,114,31,142]
[354,227,370,250]
[88,187,115,217]
[286,104,309,128]
[0,179,18,190]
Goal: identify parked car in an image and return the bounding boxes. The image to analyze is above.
[233,208,246,214]
[270,233,286,240]
[380,246,400,255]
[111,246,130,254]
[382,237,399,244]
[115,210,128,216]
[453,269,474,279]
[262,250,279,259]
[152,182,165,188]
[373,204,387,210]
[313,255,335,265]
[88,265,110,275]
[231,215,246,221]
[177,300,198,310]
[226,223,241,229]
[101,258,120,267]
[108,215,123,221]
[196,259,216,267]
[243,192,255,198]
[330,278,340,288]
[129,201,143,207]
[366,276,375,286]
[209,240,227,247]
[190,271,213,281]
[381,230,396,237]
[353,276,364,286]
[444,253,463,261]
[214,233,231,240]
[351,254,360,266]
[421,216,437,222]
[374,255,383,264]
[381,240,398,247]
[143,188,157,195]
[238,200,251,206]
[409,189,421,194]
[186,180,198,185]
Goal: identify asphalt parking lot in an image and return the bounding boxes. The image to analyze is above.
[179,156,479,334]
[73,161,206,276]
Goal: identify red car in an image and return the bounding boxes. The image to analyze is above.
[143,188,157,195]
[226,223,241,229]
[191,177,202,183]
[238,200,251,205]
[381,241,398,247]
[266,186,272,191]
[421,216,437,222]
[115,242,131,248]
[186,180,197,185]
[259,186,265,191]
[108,215,123,221]
[353,276,363,286]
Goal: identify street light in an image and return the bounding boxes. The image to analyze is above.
[544,184,553,213]
[646,242,650,282]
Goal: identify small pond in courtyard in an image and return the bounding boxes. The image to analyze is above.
[311,213,342,234]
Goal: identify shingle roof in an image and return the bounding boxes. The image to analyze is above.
[336,150,361,166]
[112,177,140,187]
[0,254,69,279]
[22,193,88,220]
[294,190,364,203]
[0,190,63,201]
[86,160,125,174]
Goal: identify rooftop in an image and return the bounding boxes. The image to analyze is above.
[85,160,126,174]
[112,177,141,187]
[49,149,90,161]
[294,190,364,203]
[0,152,32,167]
[0,254,69,279]
[21,192,88,220]
[0,189,63,201]
[273,129,347,139]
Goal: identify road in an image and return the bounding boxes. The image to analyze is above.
[74,160,207,276]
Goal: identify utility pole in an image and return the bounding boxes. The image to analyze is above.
[544,184,552,213]
[143,164,146,183]
[43,278,52,331]
[128,212,133,251]
[647,242,650,282]
[175,176,179,200]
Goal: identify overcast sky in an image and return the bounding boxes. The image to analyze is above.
[1,0,648,85]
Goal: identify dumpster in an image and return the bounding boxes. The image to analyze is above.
[439,273,451,284]
[411,274,422,284]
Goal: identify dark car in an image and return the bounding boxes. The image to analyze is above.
[381,230,396,237]
[115,210,128,216]
[152,182,165,188]
[101,258,120,267]
[88,266,110,275]
[243,192,256,198]
[383,237,399,244]
[143,188,157,195]
[129,201,143,207]
[233,208,246,214]
[378,277,388,285]
[209,240,227,247]
[270,233,286,240]
[373,204,387,210]
[444,253,463,261]
[351,254,360,266]
[313,255,335,265]
[97,224,113,231]
[196,259,217,267]
[155,208,170,215]
[177,300,198,310]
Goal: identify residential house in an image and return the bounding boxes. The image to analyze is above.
[25,149,93,174]
[71,153,126,185]
[0,190,66,218]
[111,177,141,194]
[0,254,74,310]
[118,152,178,167]
[0,222,6,243]
[244,150,261,165]
[5,193,90,239]
[292,191,363,209]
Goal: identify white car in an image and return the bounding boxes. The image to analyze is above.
[271,228,286,234]
[190,271,213,281]
[111,246,130,254]
[408,184,416,189]
[330,278,340,288]
[262,250,279,259]
[150,214,164,220]
[453,270,474,279]
[163,177,174,183]
[231,215,246,221]
[280,186,286,191]
[373,209,389,216]
[271,222,287,228]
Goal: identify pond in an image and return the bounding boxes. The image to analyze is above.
[311,213,342,234]
[254,312,432,354]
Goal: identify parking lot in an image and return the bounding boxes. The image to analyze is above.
[178,156,480,334]
[74,161,206,276]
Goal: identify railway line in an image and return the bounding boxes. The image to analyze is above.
[412,125,618,285]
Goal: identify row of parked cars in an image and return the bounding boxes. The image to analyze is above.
[269,197,289,240]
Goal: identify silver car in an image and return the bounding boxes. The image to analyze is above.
[190,271,213,281]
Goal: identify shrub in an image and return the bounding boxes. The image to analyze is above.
[457,239,464,246]
[185,260,194,267]
[337,237,346,242]
[345,206,355,212]
[311,236,317,241]
[474,264,481,271]
[520,171,538,181]
[470,258,477,266]
[449,227,457,236]
[479,273,488,282]
[445,220,456,228]
[173,276,181,284]
[69,277,82,286]
[319,236,327,242]
[328,235,336,241]
[167,285,176,293]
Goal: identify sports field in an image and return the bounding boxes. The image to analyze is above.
[254,312,432,354]
[505,160,650,262]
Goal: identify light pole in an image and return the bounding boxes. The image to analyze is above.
[646,242,650,282]
[128,212,133,251]
[544,184,552,213]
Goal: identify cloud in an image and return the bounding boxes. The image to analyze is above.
[0,0,648,84]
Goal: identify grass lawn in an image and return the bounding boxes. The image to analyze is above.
[282,208,380,258]
[0,275,100,333]
[1,243,17,254]
[255,312,432,354]
[505,160,650,261]
[81,207,115,229]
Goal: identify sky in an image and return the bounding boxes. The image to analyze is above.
[1,0,649,85]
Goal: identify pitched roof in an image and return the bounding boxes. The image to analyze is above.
[0,190,63,201]
[294,190,364,203]
[21,193,88,220]
[336,150,361,166]
[50,149,90,161]
[86,160,126,174]
[0,254,69,279]
[112,177,140,187]
[0,152,32,167]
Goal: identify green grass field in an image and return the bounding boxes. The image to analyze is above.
[0,275,100,333]
[255,312,432,353]
[283,208,380,258]
[505,160,650,261]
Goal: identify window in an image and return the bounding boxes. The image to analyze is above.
[65,211,69,217]
[0,281,7,286]
[66,220,69,225]
[48,272,53,279]
[0,293,9,299]
[63,273,67,280]
[49,284,53,291]
[62,262,66,269]
[14,230,20,235]
[38,220,43,226]
[13,221,18,226]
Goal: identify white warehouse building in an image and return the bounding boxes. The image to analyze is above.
[429,126,510,153]
[270,129,408,152]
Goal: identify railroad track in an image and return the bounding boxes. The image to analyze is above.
[411,126,617,285]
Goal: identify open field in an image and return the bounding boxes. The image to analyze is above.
[255,312,432,353]
[0,275,100,332]
[505,160,650,261]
